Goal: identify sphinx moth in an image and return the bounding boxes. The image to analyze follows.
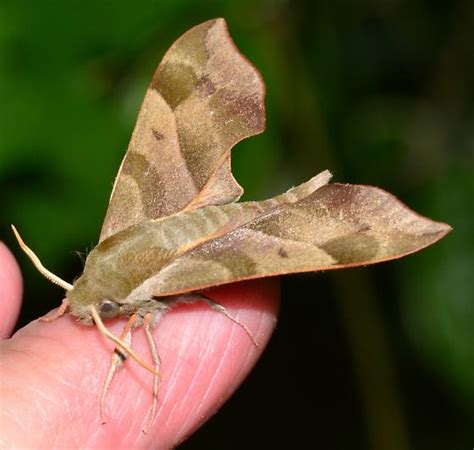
[13,18,451,428]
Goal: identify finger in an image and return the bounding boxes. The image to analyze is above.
[0,278,279,449]
[0,242,23,338]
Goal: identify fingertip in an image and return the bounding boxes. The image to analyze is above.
[138,278,280,446]
[82,278,280,447]
[0,242,23,338]
[0,278,279,448]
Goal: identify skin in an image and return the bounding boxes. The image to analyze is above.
[0,242,280,449]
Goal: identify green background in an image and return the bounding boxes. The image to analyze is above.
[1,1,472,448]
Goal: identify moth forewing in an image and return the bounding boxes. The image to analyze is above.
[99,18,266,242]
[68,170,336,311]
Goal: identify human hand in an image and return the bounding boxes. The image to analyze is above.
[0,242,279,449]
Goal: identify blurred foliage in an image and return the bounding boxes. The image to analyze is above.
[1,0,473,448]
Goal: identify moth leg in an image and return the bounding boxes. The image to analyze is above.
[142,312,161,433]
[176,294,259,348]
[40,297,69,322]
[99,313,137,424]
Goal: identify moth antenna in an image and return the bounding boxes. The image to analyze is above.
[11,225,73,291]
[100,321,134,424]
[90,306,161,377]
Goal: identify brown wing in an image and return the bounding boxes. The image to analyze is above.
[99,18,265,241]
[125,182,451,299]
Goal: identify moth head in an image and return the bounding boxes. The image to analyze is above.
[97,299,121,319]
[11,225,160,377]
[64,275,119,324]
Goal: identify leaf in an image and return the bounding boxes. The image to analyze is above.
[99,18,265,241]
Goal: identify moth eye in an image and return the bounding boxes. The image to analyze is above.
[98,300,120,319]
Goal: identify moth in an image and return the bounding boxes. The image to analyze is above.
[13,18,451,428]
